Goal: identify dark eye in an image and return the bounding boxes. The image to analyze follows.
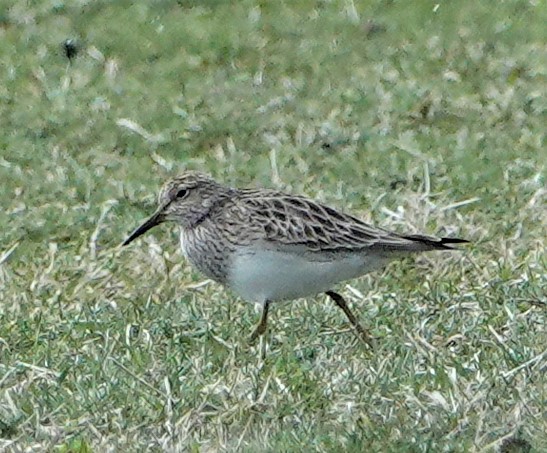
[176,189,189,199]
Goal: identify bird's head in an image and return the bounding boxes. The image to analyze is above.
[122,171,227,245]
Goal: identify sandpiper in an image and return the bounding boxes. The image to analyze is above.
[123,171,467,346]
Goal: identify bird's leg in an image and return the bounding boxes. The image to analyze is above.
[249,300,271,342]
[325,291,374,348]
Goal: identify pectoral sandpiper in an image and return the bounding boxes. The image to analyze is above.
[123,171,467,346]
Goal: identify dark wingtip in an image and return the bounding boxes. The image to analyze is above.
[437,237,470,250]
[401,234,469,251]
[440,237,469,244]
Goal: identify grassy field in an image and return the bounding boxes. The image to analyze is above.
[1,0,545,451]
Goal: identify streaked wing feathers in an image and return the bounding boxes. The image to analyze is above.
[235,189,439,253]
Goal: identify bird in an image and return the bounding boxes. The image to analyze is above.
[122,171,467,346]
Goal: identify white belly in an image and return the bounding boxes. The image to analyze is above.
[229,249,388,304]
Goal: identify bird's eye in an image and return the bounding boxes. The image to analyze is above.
[176,188,189,199]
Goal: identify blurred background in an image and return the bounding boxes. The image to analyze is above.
[1,1,545,451]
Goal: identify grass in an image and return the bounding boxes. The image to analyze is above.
[0,0,545,451]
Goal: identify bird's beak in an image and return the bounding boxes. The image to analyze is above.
[122,208,165,246]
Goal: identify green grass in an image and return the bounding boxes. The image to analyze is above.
[1,0,545,451]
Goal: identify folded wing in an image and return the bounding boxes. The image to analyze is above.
[237,190,467,254]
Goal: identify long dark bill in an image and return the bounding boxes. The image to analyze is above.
[122,210,164,246]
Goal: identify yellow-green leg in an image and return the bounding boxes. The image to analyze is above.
[249,300,271,342]
[326,291,374,348]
